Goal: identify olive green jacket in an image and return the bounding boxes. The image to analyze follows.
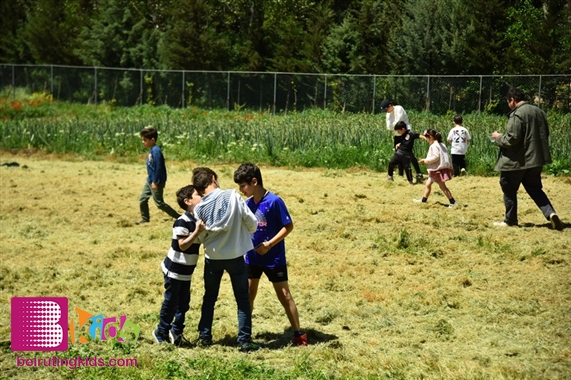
[494,102,551,171]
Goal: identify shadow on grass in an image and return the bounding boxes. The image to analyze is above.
[520,221,567,230]
[216,328,338,349]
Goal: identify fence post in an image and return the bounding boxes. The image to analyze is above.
[51,65,54,97]
[182,71,185,108]
[11,64,15,99]
[323,74,327,110]
[478,75,482,113]
[94,67,97,105]
[140,69,143,106]
[227,72,231,111]
[426,75,430,112]
[372,75,377,114]
[538,75,542,108]
[273,73,277,116]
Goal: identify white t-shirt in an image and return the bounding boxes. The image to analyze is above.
[385,105,411,132]
[447,126,471,155]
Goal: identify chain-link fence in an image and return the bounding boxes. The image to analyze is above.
[1,64,570,115]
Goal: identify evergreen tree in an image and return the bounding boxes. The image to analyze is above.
[21,0,90,65]
[158,0,233,70]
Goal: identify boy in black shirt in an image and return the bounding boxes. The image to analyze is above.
[387,121,425,185]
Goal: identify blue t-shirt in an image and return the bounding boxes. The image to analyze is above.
[245,192,292,268]
[146,145,167,185]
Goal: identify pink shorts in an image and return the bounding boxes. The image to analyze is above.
[428,169,453,183]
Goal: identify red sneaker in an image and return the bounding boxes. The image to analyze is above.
[292,333,308,346]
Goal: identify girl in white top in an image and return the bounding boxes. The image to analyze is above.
[415,129,457,207]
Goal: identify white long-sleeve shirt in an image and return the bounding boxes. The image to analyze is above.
[194,188,258,260]
[424,141,452,172]
[385,105,411,131]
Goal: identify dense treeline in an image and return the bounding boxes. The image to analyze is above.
[1,0,570,75]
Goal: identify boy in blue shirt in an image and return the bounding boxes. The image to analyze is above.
[153,185,205,345]
[136,127,180,224]
[233,163,307,346]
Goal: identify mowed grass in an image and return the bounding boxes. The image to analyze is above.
[0,154,570,379]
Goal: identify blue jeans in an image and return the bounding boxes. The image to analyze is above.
[158,274,191,335]
[198,256,252,345]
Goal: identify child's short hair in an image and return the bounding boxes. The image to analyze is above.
[176,185,196,210]
[424,129,443,142]
[233,163,263,187]
[394,121,407,131]
[140,127,158,140]
[192,167,218,194]
[453,115,463,125]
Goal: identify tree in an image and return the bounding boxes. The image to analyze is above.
[20,0,92,65]
[389,0,478,75]
[158,0,234,70]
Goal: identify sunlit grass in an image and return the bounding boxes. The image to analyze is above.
[1,157,570,379]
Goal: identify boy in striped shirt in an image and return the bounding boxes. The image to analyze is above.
[153,185,205,345]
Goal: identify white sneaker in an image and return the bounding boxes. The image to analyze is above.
[386,176,394,181]
[448,202,458,208]
[550,213,563,231]
[413,199,425,203]
[460,168,466,176]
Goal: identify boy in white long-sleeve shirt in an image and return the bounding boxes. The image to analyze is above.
[192,167,263,353]
[414,129,458,208]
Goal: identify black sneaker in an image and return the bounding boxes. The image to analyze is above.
[550,213,564,231]
[152,328,168,344]
[169,330,186,346]
[239,341,264,353]
[195,337,213,348]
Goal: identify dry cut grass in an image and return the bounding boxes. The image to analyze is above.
[1,153,570,379]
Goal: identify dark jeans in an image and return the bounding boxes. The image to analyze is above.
[138,181,180,221]
[499,166,556,225]
[198,256,252,345]
[389,152,413,183]
[158,275,191,335]
[451,154,466,176]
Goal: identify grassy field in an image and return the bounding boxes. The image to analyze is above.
[1,154,570,379]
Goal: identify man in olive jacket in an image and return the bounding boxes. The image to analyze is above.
[490,87,563,230]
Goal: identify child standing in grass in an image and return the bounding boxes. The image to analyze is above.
[153,185,205,345]
[415,129,458,208]
[233,163,307,347]
[447,115,472,176]
[136,127,180,225]
[192,167,264,353]
[387,121,421,185]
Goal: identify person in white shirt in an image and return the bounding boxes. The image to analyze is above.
[447,115,472,176]
[192,167,264,352]
[380,99,424,180]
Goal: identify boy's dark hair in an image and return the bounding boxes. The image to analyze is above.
[506,87,526,102]
[394,121,407,131]
[140,127,158,141]
[233,163,263,187]
[453,115,463,125]
[192,167,218,194]
[424,129,443,143]
[176,185,196,210]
